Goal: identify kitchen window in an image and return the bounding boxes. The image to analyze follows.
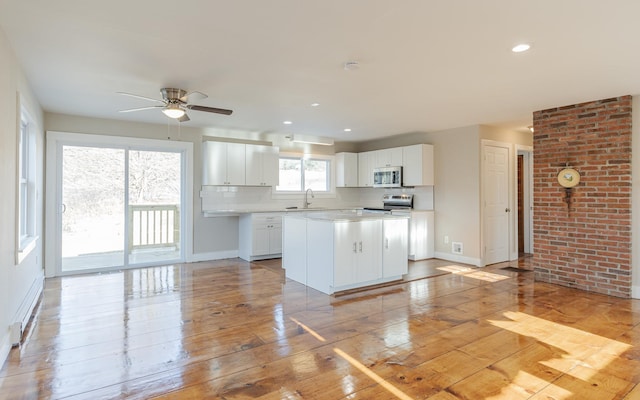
[276,155,332,192]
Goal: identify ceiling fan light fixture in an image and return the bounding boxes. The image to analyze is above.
[162,104,185,119]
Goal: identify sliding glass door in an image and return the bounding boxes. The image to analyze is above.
[127,150,181,265]
[61,146,126,272]
[47,132,192,276]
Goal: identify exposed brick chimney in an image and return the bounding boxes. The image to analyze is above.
[533,95,632,298]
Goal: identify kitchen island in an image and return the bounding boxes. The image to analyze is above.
[283,211,408,295]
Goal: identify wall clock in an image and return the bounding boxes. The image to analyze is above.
[557,168,580,188]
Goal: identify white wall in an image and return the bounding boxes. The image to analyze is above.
[425,126,482,264]
[0,28,45,366]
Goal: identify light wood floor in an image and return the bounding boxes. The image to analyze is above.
[2,257,640,399]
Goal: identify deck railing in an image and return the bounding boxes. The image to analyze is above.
[128,204,180,251]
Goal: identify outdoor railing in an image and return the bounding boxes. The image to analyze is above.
[128,204,180,251]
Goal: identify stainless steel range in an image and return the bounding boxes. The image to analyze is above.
[363,194,413,213]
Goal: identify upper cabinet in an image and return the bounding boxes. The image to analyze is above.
[335,152,358,187]
[374,147,403,168]
[245,144,279,187]
[202,141,280,187]
[202,141,246,185]
[402,144,434,186]
[358,151,374,187]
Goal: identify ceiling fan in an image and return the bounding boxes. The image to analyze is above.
[118,88,233,122]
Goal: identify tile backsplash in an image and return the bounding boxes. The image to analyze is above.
[201,185,434,212]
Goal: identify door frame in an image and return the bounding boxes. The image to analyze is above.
[516,145,533,254]
[480,140,513,266]
[45,131,193,277]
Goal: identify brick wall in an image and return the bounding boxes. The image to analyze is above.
[532,95,632,298]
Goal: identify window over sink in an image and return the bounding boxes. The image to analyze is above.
[276,155,332,193]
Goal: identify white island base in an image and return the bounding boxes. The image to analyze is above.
[283,212,408,295]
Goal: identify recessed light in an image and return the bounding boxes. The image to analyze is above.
[283,121,292,125]
[512,43,531,53]
[311,103,320,107]
[343,61,359,71]
[344,128,352,132]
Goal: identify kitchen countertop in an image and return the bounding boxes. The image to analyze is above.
[203,207,353,216]
[284,210,410,222]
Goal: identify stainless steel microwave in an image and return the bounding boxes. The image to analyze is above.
[373,166,402,188]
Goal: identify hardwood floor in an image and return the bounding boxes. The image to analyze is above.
[2,257,640,399]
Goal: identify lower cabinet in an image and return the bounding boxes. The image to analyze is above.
[239,213,282,261]
[383,218,409,277]
[333,220,383,287]
[288,216,408,295]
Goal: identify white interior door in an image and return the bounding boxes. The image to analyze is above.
[484,144,510,265]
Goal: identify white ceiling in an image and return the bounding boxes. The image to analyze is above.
[1,1,640,142]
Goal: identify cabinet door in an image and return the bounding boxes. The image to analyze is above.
[252,224,271,256]
[336,152,358,187]
[383,219,408,278]
[402,144,434,186]
[245,144,279,186]
[261,146,280,186]
[358,152,373,187]
[269,224,282,254]
[334,222,357,287]
[226,143,246,185]
[390,147,403,167]
[356,220,383,282]
[202,141,228,185]
[245,144,262,186]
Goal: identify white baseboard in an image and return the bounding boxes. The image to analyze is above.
[0,330,10,369]
[632,285,640,299]
[11,275,44,345]
[434,252,482,267]
[190,250,239,263]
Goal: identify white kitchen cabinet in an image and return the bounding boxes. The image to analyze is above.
[305,218,383,293]
[408,210,434,260]
[282,216,307,284]
[375,147,403,168]
[333,220,382,286]
[239,213,282,261]
[358,151,374,187]
[285,214,408,294]
[383,218,408,278]
[335,152,358,187]
[202,141,246,185]
[245,144,279,186]
[402,144,434,186]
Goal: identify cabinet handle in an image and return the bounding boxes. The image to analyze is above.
[359,241,363,252]
[385,238,389,249]
[353,242,357,253]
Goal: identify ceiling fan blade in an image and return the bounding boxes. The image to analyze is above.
[186,104,233,115]
[119,106,164,113]
[180,91,208,103]
[178,113,190,123]
[117,92,166,105]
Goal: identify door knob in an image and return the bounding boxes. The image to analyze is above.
[505,208,511,212]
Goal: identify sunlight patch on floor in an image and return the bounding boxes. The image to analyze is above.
[488,311,631,384]
[437,265,509,282]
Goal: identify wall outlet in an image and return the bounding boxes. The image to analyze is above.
[444,235,449,244]
[452,242,463,255]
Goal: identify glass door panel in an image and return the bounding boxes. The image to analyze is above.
[128,150,181,265]
[61,146,125,272]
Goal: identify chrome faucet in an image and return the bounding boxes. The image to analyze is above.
[304,188,315,209]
